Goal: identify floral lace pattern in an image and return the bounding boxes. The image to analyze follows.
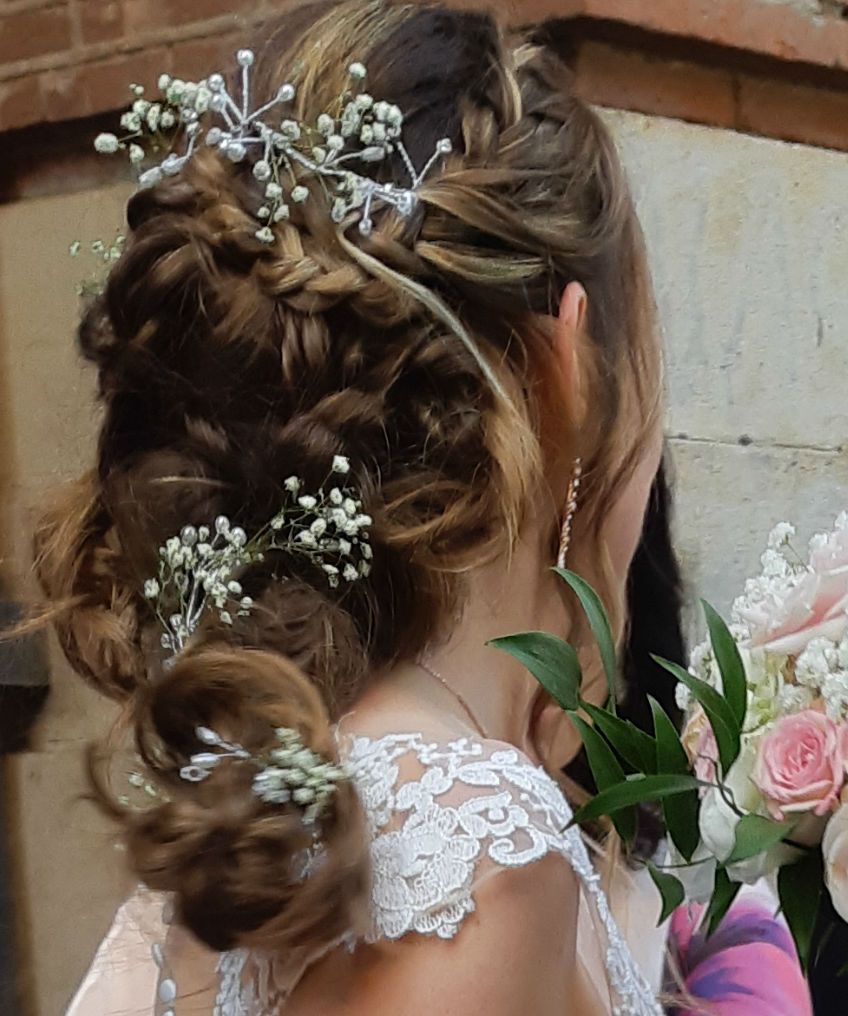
[192,732,663,1015]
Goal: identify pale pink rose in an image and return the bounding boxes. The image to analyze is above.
[750,526,848,655]
[841,723,848,776]
[824,799,848,923]
[753,710,844,821]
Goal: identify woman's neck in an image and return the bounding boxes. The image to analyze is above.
[352,522,582,768]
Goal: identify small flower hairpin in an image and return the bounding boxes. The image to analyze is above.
[182,726,348,824]
[144,455,372,656]
[94,51,453,241]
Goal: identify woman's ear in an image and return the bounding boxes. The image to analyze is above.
[554,282,589,428]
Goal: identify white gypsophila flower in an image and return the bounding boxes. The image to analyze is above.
[348,62,367,80]
[129,144,145,165]
[822,671,848,720]
[796,637,838,690]
[144,578,160,600]
[94,132,120,154]
[291,185,309,203]
[332,455,350,474]
[777,683,816,712]
[317,113,335,137]
[255,227,275,244]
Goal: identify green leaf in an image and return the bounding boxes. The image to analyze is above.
[554,568,618,714]
[570,773,701,827]
[652,656,740,774]
[726,814,796,865]
[581,702,657,774]
[705,867,742,937]
[647,862,685,925]
[778,850,824,971]
[650,697,699,861]
[569,713,636,843]
[702,601,747,732]
[488,632,581,712]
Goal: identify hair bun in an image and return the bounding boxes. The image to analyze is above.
[124,647,370,953]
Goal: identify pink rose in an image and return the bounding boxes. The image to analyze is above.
[750,526,848,656]
[753,711,844,821]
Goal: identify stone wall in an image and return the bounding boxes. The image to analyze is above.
[612,110,848,627]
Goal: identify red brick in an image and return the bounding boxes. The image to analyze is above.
[122,0,253,36]
[738,74,848,151]
[0,75,46,133]
[40,47,174,122]
[0,4,74,65]
[575,41,737,130]
[459,0,848,74]
[170,31,248,82]
[78,0,125,45]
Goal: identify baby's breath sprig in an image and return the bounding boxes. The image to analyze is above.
[93,50,452,243]
[181,726,348,824]
[69,231,126,297]
[144,455,372,656]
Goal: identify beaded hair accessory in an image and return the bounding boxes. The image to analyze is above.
[141,456,366,817]
[94,50,452,241]
[181,726,347,825]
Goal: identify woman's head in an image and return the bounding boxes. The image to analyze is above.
[36,0,661,956]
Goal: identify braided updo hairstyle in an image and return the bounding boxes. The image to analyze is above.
[36,0,660,958]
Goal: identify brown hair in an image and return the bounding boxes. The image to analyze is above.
[35,0,660,958]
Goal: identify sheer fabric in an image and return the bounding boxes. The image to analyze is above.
[66,731,665,1016]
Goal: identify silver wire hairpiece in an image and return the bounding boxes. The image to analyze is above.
[94,50,452,241]
[181,726,348,825]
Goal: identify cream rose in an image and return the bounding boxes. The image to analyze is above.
[753,710,844,821]
[824,800,848,923]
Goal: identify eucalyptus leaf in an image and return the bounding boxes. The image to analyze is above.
[581,702,657,774]
[705,867,742,937]
[569,713,636,843]
[570,773,701,827]
[647,862,685,925]
[726,814,796,865]
[702,601,747,732]
[488,632,581,712]
[652,656,740,774]
[554,568,618,714]
[650,697,699,861]
[778,850,824,971]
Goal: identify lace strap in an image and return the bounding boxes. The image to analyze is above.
[344,732,663,1015]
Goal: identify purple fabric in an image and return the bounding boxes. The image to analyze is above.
[668,899,813,1016]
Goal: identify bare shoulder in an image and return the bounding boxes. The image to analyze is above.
[286,853,580,1016]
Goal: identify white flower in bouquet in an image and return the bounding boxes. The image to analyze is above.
[698,740,792,884]
[824,791,848,923]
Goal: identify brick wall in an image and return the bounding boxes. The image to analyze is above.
[0,0,267,132]
[4,0,848,150]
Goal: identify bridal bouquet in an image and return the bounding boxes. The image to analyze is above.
[493,512,848,969]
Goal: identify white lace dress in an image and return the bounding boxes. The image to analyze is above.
[66,732,666,1016]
